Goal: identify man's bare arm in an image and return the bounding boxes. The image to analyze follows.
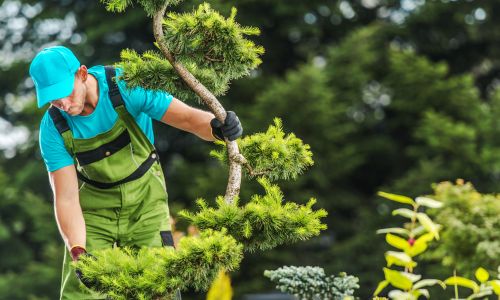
[160,98,216,141]
[49,165,86,251]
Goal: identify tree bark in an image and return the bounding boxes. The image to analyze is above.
[153,4,243,203]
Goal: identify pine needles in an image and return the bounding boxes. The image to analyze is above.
[179,178,327,252]
[73,230,242,300]
[264,266,360,300]
[100,0,183,16]
[116,3,264,103]
[211,118,314,181]
[163,3,264,79]
[116,49,229,102]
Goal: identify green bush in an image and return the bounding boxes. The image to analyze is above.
[426,180,500,277]
[264,266,359,300]
[74,230,243,300]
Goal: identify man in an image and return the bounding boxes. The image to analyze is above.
[30,46,242,299]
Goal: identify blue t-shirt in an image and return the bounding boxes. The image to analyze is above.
[39,65,173,172]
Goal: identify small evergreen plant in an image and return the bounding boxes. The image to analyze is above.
[264,266,359,300]
[74,230,242,299]
[180,177,327,252]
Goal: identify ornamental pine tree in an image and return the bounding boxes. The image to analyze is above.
[74,0,327,298]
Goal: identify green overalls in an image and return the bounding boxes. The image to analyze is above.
[49,67,176,299]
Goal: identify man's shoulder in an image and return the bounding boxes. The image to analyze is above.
[40,109,53,128]
[88,65,106,83]
[39,109,59,143]
[88,65,123,79]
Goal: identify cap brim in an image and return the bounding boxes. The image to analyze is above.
[36,75,75,108]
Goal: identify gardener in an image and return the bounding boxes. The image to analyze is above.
[29,45,242,299]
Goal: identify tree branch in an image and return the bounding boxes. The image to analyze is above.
[242,162,272,178]
[204,55,224,62]
[153,5,242,204]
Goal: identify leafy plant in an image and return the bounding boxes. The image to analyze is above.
[445,267,500,300]
[264,266,359,300]
[426,180,500,277]
[373,192,446,299]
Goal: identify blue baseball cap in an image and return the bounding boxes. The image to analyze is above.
[29,46,80,108]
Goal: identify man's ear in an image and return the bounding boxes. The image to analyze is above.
[77,65,88,81]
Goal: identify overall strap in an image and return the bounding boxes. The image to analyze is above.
[103,66,156,153]
[104,66,124,108]
[48,105,75,155]
[48,106,70,134]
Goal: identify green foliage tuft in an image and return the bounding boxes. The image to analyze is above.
[264,266,359,299]
[108,2,264,102]
[99,0,132,13]
[179,178,327,252]
[211,118,314,181]
[162,3,264,80]
[73,230,243,299]
[117,49,230,102]
[426,181,500,277]
[100,0,182,16]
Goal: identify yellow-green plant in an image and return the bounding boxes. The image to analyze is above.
[373,192,446,299]
[445,267,500,300]
[74,230,242,300]
[211,118,314,181]
[180,178,327,252]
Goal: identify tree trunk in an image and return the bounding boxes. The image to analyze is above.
[152,4,243,204]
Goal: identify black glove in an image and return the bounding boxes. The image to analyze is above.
[210,111,243,141]
[71,246,99,290]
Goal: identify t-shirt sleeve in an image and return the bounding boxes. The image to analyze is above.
[115,69,173,121]
[39,113,74,172]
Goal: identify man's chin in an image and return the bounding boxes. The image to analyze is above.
[68,108,84,116]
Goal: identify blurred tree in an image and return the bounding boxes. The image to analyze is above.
[396,1,500,97]
[0,168,60,299]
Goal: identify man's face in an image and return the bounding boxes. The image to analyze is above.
[50,74,86,116]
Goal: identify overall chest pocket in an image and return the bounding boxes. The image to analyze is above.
[75,130,148,183]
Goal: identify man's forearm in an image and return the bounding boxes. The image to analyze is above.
[54,197,86,251]
[188,109,216,141]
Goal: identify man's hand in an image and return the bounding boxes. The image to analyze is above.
[71,245,99,290]
[70,245,87,261]
[211,111,243,141]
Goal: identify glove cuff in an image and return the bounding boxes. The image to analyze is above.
[70,245,87,261]
[210,118,224,141]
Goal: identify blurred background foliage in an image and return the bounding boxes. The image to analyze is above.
[0,0,499,299]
